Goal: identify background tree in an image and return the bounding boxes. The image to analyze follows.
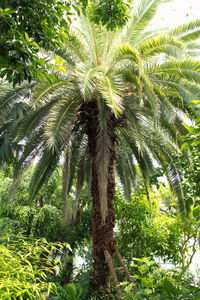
[0,0,71,85]
[0,0,132,85]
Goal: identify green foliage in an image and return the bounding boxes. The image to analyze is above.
[30,204,62,240]
[2,0,200,214]
[0,0,134,85]
[89,0,132,30]
[181,101,200,149]
[0,233,69,299]
[1,1,200,297]
[52,282,82,300]
[0,166,92,248]
[14,206,37,235]
[0,1,71,85]
[172,145,200,213]
[13,204,63,240]
[115,186,183,264]
[120,258,200,299]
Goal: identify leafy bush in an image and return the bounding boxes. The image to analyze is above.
[0,233,69,299]
[120,258,200,299]
[30,204,62,240]
[115,187,183,264]
[51,283,82,300]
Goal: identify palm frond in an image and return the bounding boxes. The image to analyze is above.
[30,78,67,108]
[77,63,97,100]
[44,92,80,150]
[111,44,141,67]
[14,128,44,178]
[134,28,169,47]
[116,144,137,201]
[141,124,185,212]
[171,19,200,42]
[52,46,76,67]
[0,137,21,167]
[120,128,154,181]
[29,149,60,199]
[0,81,33,121]
[138,34,184,58]
[147,59,200,84]
[122,0,169,44]
[63,142,73,226]
[140,74,160,119]
[99,73,124,117]
[64,31,89,62]
[186,41,200,57]
[72,155,86,221]
[76,11,108,65]
[166,163,185,213]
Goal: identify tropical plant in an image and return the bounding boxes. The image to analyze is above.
[51,282,83,300]
[1,0,200,296]
[181,100,200,148]
[114,186,184,265]
[120,258,200,299]
[0,233,69,299]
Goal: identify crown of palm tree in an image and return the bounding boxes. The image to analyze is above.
[1,0,200,221]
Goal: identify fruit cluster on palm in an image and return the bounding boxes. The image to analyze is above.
[1,0,200,296]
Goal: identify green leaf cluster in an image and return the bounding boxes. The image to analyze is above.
[114,186,188,265]
[0,1,70,85]
[121,258,200,299]
[0,233,69,299]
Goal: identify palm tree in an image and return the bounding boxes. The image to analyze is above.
[1,0,200,295]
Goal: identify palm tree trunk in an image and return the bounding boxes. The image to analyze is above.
[85,101,116,292]
[90,144,116,291]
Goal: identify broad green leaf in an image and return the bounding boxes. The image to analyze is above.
[55,56,60,64]
[25,32,29,41]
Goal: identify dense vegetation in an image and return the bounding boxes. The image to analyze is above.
[0,0,200,299]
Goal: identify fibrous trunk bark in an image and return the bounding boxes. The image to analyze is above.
[85,101,116,293]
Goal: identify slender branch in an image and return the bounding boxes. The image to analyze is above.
[114,244,137,293]
[181,237,198,274]
[104,250,123,300]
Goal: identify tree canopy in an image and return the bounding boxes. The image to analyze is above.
[0,0,132,85]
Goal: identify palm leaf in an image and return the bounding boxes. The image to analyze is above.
[99,73,124,117]
[122,0,170,44]
[138,34,184,58]
[44,92,81,150]
[171,19,200,42]
[29,149,60,199]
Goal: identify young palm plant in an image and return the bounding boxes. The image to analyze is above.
[1,0,200,295]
